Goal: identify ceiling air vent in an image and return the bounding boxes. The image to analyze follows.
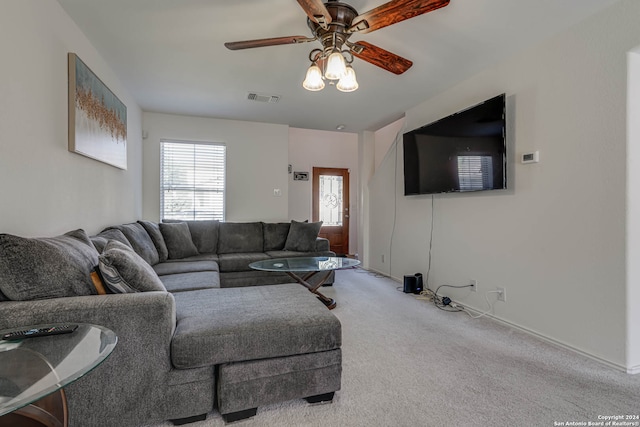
[247,92,280,104]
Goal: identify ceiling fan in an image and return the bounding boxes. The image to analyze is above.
[224,0,450,92]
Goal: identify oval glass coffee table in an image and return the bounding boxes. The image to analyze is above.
[250,256,360,309]
[0,323,117,426]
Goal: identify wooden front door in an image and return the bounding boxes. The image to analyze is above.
[312,167,349,256]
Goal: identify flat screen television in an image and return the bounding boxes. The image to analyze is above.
[403,94,506,196]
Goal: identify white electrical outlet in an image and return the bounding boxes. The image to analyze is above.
[497,287,506,302]
[470,279,477,292]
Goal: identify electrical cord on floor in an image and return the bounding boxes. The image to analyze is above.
[432,284,473,312]
[461,289,502,319]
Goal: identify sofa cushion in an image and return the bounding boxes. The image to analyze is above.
[217,253,271,273]
[263,222,291,251]
[98,240,166,293]
[91,228,132,253]
[159,222,199,259]
[217,222,263,254]
[171,285,342,368]
[284,220,323,252]
[104,223,160,266]
[138,220,169,262]
[153,260,219,276]
[0,229,99,301]
[159,271,220,293]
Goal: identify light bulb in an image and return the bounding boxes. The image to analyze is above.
[336,66,358,92]
[302,64,325,91]
[325,51,347,80]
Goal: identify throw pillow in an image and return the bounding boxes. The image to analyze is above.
[163,219,219,254]
[98,240,166,293]
[159,222,199,259]
[90,228,132,253]
[284,220,323,252]
[103,223,160,266]
[138,220,169,262]
[0,229,99,301]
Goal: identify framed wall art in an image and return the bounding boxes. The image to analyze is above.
[68,52,127,169]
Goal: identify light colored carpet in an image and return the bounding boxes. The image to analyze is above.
[151,268,640,427]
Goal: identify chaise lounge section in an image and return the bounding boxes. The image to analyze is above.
[0,219,342,426]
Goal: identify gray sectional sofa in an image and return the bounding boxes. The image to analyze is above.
[0,219,342,426]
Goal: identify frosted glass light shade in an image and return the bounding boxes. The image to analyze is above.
[336,66,358,92]
[302,64,325,91]
[325,51,347,80]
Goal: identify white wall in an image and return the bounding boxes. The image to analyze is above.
[368,0,639,370]
[288,128,359,254]
[142,113,289,222]
[627,46,640,372]
[374,119,405,171]
[0,1,142,236]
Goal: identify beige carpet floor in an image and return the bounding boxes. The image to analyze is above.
[150,268,640,427]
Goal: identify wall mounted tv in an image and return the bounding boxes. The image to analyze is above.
[403,94,506,196]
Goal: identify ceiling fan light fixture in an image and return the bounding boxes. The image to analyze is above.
[325,50,347,80]
[302,63,325,91]
[336,65,358,92]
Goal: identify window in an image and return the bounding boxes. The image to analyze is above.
[160,140,226,221]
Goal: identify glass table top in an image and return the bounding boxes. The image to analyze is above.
[249,256,360,272]
[0,323,117,417]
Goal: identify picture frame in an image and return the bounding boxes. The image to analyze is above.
[68,52,127,169]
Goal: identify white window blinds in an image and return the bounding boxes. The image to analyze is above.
[160,140,226,221]
[457,155,494,191]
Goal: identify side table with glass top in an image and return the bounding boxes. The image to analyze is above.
[249,256,360,309]
[0,323,117,427]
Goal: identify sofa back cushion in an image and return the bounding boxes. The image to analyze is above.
[263,222,291,251]
[164,219,219,254]
[217,222,263,254]
[104,223,159,266]
[98,240,166,293]
[0,229,99,301]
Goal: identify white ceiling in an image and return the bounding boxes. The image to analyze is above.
[57,0,620,133]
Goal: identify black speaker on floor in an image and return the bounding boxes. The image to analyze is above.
[403,275,416,293]
[414,273,423,294]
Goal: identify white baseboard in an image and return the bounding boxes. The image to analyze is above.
[626,364,640,374]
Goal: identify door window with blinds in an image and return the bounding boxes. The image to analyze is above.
[160,140,226,221]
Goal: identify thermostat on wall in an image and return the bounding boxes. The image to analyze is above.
[521,151,540,164]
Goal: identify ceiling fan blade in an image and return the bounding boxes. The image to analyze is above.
[350,41,413,75]
[224,36,313,50]
[296,0,332,29]
[349,0,449,34]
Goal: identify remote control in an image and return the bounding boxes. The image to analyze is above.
[1,325,78,341]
